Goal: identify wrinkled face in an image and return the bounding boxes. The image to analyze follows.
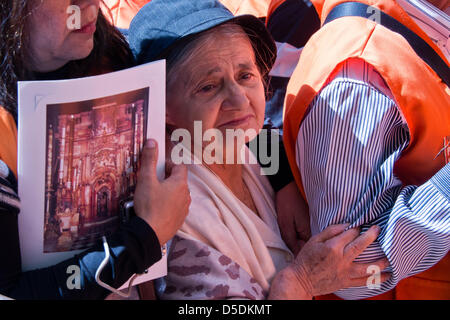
[166,27,266,159]
[26,0,100,72]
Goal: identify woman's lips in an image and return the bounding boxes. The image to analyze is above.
[73,21,97,34]
[218,114,254,128]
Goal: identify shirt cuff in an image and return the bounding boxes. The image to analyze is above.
[125,216,162,273]
[430,163,450,202]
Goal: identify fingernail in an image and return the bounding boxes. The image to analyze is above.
[146,139,156,148]
[372,225,381,234]
[342,223,351,229]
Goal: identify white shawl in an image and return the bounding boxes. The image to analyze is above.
[175,145,293,291]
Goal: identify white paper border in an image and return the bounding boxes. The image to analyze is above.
[17,60,167,285]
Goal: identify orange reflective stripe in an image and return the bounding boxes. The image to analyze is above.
[0,106,17,178]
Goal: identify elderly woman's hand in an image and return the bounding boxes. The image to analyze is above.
[268,224,390,299]
[134,139,191,245]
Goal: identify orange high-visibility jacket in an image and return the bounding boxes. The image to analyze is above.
[102,0,151,29]
[0,106,17,178]
[102,0,270,29]
[218,0,271,17]
[281,0,450,299]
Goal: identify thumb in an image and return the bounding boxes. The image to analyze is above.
[166,163,188,182]
[139,139,159,183]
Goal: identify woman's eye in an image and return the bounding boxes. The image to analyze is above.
[198,84,215,93]
[240,73,254,81]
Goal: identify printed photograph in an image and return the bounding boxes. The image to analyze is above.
[43,88,149,252]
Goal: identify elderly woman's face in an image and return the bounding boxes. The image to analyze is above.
[26,0,100,72]
[166,28,266,154]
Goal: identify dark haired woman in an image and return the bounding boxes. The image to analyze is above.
[0,0,190,299]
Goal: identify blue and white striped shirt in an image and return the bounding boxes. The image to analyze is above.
[295,58,450,299]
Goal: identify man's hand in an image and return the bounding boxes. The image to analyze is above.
[276,182,311,255]
[134,139,191,245]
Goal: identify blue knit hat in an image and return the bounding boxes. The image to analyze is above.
[128,0,276,70]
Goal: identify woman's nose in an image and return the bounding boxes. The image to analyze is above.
[72,0,100,23]
[221,82,250,111]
